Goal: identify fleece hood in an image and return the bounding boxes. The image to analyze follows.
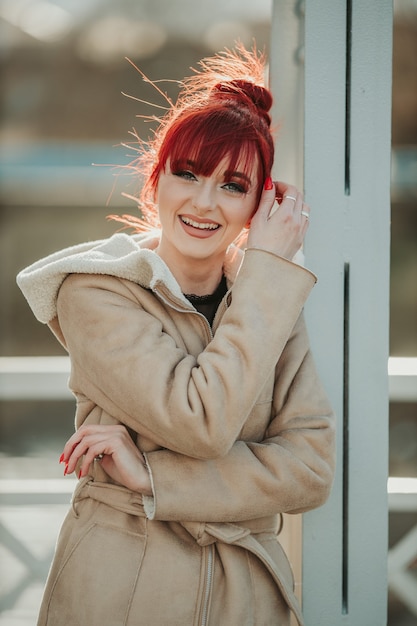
[16,230,250,324]
[17,232,183,323]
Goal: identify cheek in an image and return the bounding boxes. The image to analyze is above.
[156,182,174,216]
[155,172,172,202]
[158,179,185,207]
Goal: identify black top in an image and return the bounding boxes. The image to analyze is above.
[183,275,228,327]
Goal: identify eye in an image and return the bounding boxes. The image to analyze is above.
[172,170,197,181]
[222,181,248,194]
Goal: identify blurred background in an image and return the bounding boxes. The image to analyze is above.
[0,0,416,624]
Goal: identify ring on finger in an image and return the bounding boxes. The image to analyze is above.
[284,195,297,202]
[301,210,310,219]
[94,453,104,461]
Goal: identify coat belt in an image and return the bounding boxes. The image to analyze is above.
[183,520,304,626]
[72,478,146,517]
[72,479,304,626]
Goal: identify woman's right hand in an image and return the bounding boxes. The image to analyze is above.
[247,179,310,260]
[60,424,153,495]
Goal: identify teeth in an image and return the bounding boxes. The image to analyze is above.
[181,216,219,230]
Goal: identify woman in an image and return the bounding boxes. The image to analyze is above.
[17,44,335,626]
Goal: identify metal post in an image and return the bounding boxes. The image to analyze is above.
[271,1,392,624]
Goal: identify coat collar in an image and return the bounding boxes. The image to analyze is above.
[17,231,245,324]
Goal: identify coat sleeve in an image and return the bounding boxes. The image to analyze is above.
[142,313,336,522]
[55,249,317,460]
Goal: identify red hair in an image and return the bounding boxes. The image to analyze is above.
[112,43,275,231]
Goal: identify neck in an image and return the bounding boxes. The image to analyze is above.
[156,243,224,296]
[181,270,224,296]
[169,259,224,296]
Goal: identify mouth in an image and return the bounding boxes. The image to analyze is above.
[179,215,221,235]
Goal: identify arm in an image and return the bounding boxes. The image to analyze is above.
[142,313,335,522]
[62,312,335,519]
[56,249,316,460]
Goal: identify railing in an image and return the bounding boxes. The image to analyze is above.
[0,356,73,400]
[1,356,416,401]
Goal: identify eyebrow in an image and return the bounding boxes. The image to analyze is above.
[224,170,252,185]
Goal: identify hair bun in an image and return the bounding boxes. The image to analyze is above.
[212,79,272,125]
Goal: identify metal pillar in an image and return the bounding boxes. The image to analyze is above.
[270,2,392,624]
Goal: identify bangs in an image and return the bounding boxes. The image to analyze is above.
[159,107,265,185]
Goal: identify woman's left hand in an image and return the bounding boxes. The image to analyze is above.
[247,180,310,261]
[60,424,153,495]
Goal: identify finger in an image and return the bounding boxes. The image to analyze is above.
[268,190,302,221]
[72,425,133,478]
[60,432,85,474]
[254,178,279,221]
[61,433,81,462]
[61,423,99,459]
[299,203,310,238]
[267,199,280,220]
[61,424,112,462]
[77,442,108,478]
[62,429,105,475]
[275,181,299,202]
[282,193,298,206]
[300,202,310,222]
[64,439,92,476]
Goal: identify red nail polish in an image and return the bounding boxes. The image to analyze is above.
[64,463,69,476]
[264,176,273,190]
[59,453,65,464]
[78,469,83,479]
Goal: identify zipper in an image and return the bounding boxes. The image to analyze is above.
[154,288,214,341]
[200,544,214,626]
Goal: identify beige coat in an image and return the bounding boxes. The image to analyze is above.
[17,233,336,626]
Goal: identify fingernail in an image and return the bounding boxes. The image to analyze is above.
[264,177,273,190]
[59,453,65,464]
[64,463,69,476]
[78,469,83,479]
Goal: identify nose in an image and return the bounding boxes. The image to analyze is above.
[192,182,215,213]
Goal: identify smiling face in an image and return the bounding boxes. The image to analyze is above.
[155,154,259,275]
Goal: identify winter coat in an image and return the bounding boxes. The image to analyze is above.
[17,232,336,626]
